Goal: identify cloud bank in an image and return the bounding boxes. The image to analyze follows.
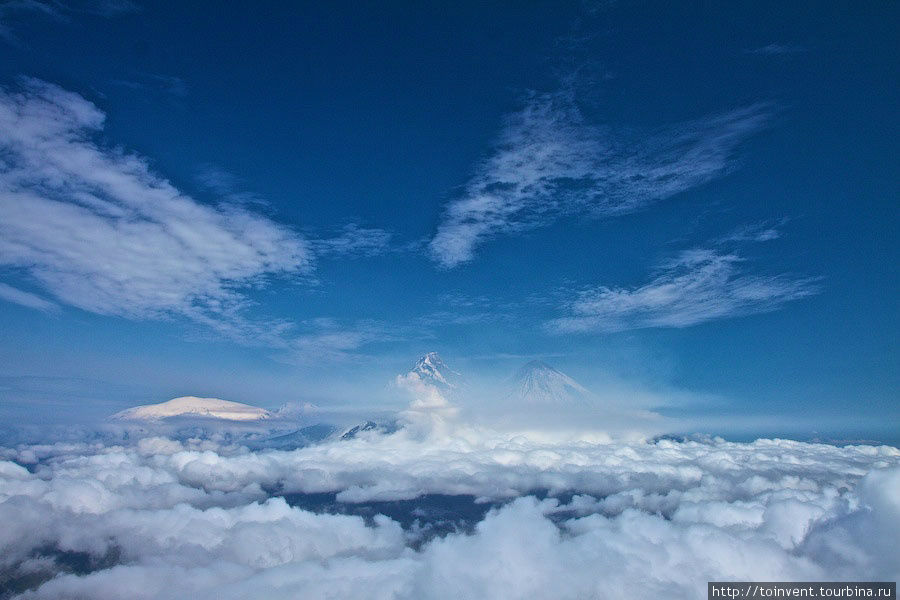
[1,427,897,599]
[0,79,311,337]
[429,91,770,268]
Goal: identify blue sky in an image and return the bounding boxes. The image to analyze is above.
[0,1,896,438]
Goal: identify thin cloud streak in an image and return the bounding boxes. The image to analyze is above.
[547,248,820,334]
[746,43,807,56]
[429,90,771,268]
[0,0,138,42]
[0,282,60,313]
[311,224,395,258]
[284,318,421,365]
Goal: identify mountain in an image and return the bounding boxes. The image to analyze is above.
[248,424,340,450]
[341,420,399,440]
[111,396,272,422]
[410,352,463,391]
[508,361,596,406]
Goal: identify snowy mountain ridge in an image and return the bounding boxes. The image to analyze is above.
[411,352,463,390]
[508,361,596,406]
[111,396,272,422]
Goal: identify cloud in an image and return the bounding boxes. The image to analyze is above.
[193,164,269,207]
[0,0,138,41]
[547,246,819,333]
[414,293,520,326]
[110,74,188,99]
[3,0,138,18]
[717,220,786,243]
[0,78,311,338]
[0,429,898,598]
[174,189,396,260]
[285,319,409,364]
[311,224,394,258]
[71,0,140,17]
[394,372,459,433]
[429,90,770,268]
[0,282,59,313]
[746,43,807,56]
[0,0,62,22]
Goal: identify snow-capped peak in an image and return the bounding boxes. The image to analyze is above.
[509,361,595,406]
[110,396,272,422]
[411,352,462,390]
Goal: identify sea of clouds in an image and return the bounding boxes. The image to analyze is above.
[1,420,898,599]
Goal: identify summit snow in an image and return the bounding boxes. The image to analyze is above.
[111,396,272,422]
[410,352,463,391]
[508,361,597,406]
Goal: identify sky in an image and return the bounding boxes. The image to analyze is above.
[0,1,897,439]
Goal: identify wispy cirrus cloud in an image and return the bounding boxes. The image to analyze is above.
[429,90,771,268]
[413,292,519,326]
[285,318,416,365]
[193,164,270,207]
[547,236,819,334]
[311,224,395,258]
[0,282,59,313]
[716,219,786,244]
[2,0,138,18]
[110,73,188,98]
[70,0,140,17]
[746,42,807,56]
[193,179,401,262]
[0,0,138,40]
[0,78,311,337]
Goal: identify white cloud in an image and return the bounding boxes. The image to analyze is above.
[718,220,786,243]
[192,164,266,206]
[312,224,394,258]
[0,429,897,599]
[0,1,138,42]
[0,282,59,312]
[547,247,819,333]
[429,90,770,268]
[746,43,807,56]
[394,372,459,433]
[110,73,188,98]
[0,79,311,336]
[78,0,140,17]
[286,319,409,364]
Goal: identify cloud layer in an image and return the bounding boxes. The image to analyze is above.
[429,91,770,268]
[0,79,311,335]
[1,427,898,599]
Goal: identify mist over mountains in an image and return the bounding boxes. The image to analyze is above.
[95,352,663,447]
[0,353,895,599]
[508,361,597,406]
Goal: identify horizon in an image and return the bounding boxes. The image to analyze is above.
[6,349,893,448]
